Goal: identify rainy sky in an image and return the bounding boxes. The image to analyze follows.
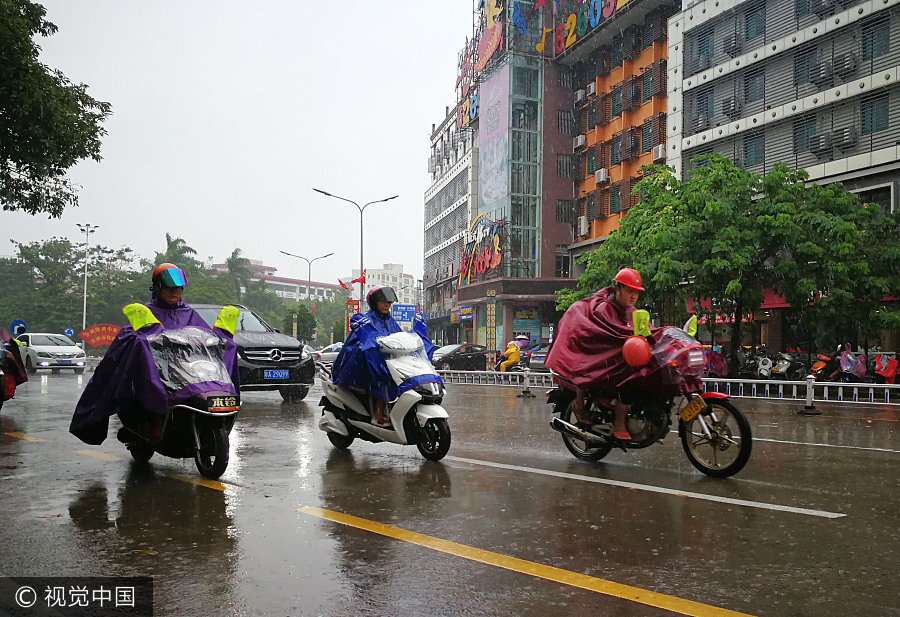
[3,1,473,283]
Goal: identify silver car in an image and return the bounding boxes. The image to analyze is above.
[316,342,343,365]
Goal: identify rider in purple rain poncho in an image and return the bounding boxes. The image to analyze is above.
[331,286,438,428]
[70,264,239,445]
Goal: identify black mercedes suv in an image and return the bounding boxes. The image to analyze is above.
[193,304,315,402]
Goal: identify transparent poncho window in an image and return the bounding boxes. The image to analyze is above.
[377,332,435,386]
[651,327,706,380]
[148,327,231,391]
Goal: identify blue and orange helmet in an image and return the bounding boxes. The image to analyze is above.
[151,263,187,292]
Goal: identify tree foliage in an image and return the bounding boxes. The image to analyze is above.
[561,156,900,360]
[0,0,111,216]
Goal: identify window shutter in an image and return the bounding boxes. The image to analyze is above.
[598,189,610,218]
[651,112,667,147]
[620,177,633,210]
[596,46,612,76]
[586,191,596,220]
[596,93,611,126]
[599,141,611,168]
[610,182,621,213]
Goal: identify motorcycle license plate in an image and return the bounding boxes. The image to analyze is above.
[264,369,289,379]
[208,395,240,412]
[680,397,707,422]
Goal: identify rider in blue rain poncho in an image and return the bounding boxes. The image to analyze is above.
[331,286,437,427]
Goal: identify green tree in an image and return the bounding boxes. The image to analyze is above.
[241,280,284,326]
[222,248,252,300]
[563,156,900,364]
[154,233,200,272]
[0,0,111,216]
[281,305,316,342]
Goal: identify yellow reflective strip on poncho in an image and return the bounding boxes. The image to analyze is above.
[122,303,161,331]
[685,314,698,338]
[214,305,239,336]
[632,309,651,337]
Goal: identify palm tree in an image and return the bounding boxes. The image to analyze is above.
[154,233,199,271]
[223,248,253,300]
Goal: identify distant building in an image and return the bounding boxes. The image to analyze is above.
[348,263,420,307]
[210,259,344,303]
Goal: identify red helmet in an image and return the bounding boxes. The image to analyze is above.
[613,267,644,291]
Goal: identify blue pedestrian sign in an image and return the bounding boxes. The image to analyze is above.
[9,320,26,336]
[390,304,418,326]
[64,328,75,337]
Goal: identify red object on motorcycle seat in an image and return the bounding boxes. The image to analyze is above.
[623,336,651,367]
[3,373,16,401]
[700,391,729,400]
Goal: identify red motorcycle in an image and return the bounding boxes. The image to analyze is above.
[548,315,752,478]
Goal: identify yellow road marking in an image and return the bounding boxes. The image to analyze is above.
[74,450,124,461]
[4,432,45,442]
[298,506,756,617]
[169,475,227,491]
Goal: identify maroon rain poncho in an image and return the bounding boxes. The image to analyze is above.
[545,287,661,392]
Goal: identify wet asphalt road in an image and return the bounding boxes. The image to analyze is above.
[1,371,898,617]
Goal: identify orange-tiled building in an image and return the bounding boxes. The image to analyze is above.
[557,4,678,250]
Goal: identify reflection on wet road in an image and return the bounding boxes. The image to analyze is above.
[1,373,898,616]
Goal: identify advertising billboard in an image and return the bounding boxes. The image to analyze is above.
[478,62,510,215]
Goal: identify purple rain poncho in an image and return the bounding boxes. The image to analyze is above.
[69,299,239,445]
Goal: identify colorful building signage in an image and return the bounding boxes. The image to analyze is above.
[458,214,503,286]
[475,0,504,72]
[522,0,633,56]
[478,63,510,213]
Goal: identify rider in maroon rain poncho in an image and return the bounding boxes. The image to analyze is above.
[70,264,239,445]
[545,268,659,441]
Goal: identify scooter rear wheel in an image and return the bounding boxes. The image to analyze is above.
[559,402,612,462]
[127,441,154,463]
[194,421,230,480]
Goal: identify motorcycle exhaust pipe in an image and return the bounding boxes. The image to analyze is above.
[550,417,604,443]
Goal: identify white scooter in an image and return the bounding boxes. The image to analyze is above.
[318,331,451,461]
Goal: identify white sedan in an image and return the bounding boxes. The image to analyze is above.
[16,333,87,374]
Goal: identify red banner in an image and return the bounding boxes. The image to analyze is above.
[78,324,122,347]
[346,300,360,335]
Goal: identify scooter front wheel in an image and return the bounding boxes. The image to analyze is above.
[327,431,355,449]
[194,421,230,480]
[680,398,752,478]
[417,418,451,461]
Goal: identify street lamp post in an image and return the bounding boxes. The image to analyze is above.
[76,223,98,333]
[312,188,398,304]
[278,250,333,310]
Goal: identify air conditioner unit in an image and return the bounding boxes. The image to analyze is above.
[695,56,711,71]
[833,52,857,78]
[724,32,741,57]
[595,168,609,184]
[586,82,596,96]
[575,89,586,103]
[652,144,666,162]
[722,95,742,119]
[810,0,834,15]
[577,215,589,236]
[834,126,858,150]
[810,62,833,87]
[573,134,587,149]
[692,114,710,132]
[809,132,833,155]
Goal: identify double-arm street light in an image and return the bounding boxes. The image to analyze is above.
[76,223,99,333]
[278,250,334,310]
[312,188,398,304]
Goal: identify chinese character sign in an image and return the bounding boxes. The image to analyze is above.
[78,324,123,348]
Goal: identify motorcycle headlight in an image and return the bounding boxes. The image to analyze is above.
[186,360,222,381]
[414,382,444,398]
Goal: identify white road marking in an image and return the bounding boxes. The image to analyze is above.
[752,437,900,454]
[446,456,847,519]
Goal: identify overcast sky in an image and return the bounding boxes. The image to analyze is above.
[3,1,473,284]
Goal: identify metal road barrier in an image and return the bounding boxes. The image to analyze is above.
[438,370,900,407]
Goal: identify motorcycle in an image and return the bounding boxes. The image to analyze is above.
[705,349,730,378]
[810,349,841,381]
[770,352,807,381]
[115,326,239,479]
[0,335,27,412]
[548,313,753,478]
[318,331,451,461]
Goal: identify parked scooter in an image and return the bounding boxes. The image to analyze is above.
[115,327,240,479]
[318,331,451,461]
[705,349,730,377]
[0,330,27,412]
[874,353,898,384]
[770,352,807,380]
